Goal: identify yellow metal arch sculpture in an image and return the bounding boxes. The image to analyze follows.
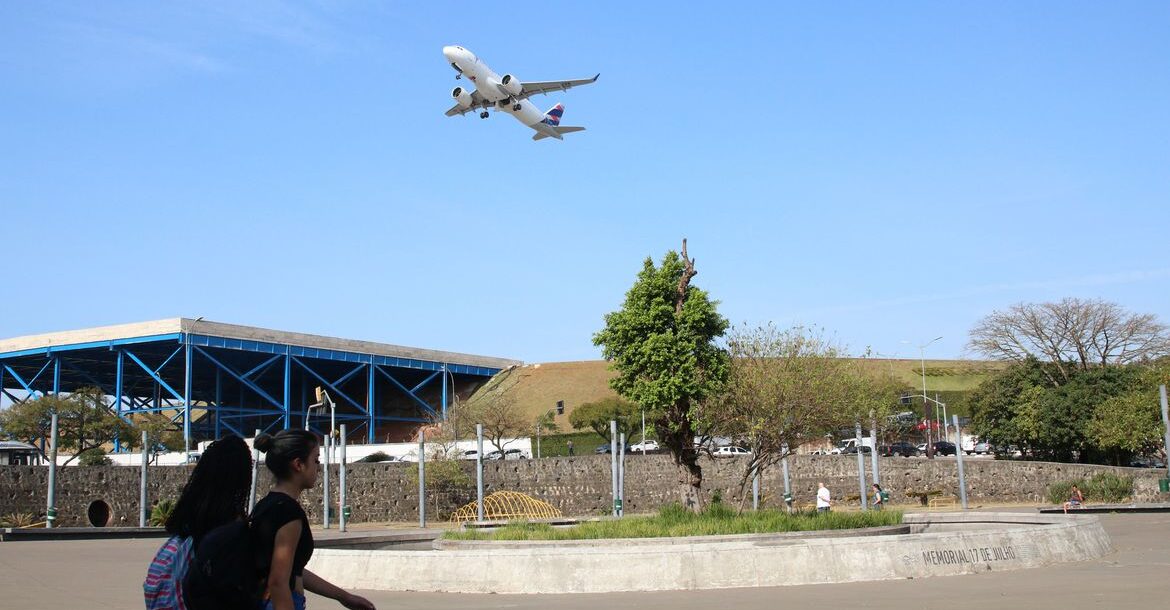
[450,491,562,522]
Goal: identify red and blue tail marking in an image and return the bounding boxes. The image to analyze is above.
[540,103,564,126]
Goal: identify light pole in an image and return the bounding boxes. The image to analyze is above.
[905,337,942,458]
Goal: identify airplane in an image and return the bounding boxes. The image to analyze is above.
[442,45,599,141]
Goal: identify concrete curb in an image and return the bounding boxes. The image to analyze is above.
[307,512,1112,593]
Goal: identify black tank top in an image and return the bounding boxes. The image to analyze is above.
[252,492,314,591]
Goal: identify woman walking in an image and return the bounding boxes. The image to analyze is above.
[253,429,375,610]
[871,483,885,510]
[144,435,252,609]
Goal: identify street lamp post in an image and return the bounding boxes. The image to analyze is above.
[906,337,942,459]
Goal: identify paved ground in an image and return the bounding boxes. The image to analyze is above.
[1,511,1167,609]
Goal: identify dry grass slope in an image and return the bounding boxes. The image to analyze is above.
[473,358,1005,425]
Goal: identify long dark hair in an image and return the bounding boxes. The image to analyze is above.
[165,435,252,540]
[254,429,318,481]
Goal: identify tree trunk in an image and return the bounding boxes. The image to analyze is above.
[660,415,704,512]
[676,453,704,512]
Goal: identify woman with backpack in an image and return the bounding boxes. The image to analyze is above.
[144,434,252,609]
[253,429,375,610]
[872,483,885,510]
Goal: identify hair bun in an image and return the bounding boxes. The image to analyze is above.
[253,433,274,453]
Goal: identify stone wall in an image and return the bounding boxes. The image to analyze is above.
[1,455,1164,527]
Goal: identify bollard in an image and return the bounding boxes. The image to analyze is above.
[618,432,626,517]
[418,433,426,528]
[339,424,347,533]
[1160,385,1169,481]
[249,428,261,513]
[46,414,58,528]
[870,415,880,486]
[323,435,331,529]
[855,423,868,510]
[140,430,149,527]
[953,415,968,509]
[752,466,760,511]
[476,423,484,522]
[781,445,792,513]
[610,420,618,516]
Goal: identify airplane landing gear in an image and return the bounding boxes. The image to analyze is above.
[512,103,521,111]
[479,111,489,119]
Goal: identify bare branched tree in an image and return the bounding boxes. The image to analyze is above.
[968,298,1170,385]
[462,366,528,454]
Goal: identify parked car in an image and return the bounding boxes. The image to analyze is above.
[880,442,919,457]
[1128,455,1167,469]
[712,446,752,457]
[460,449,482,460]
[932,441,957,456]
[485,448,528,460]
[965,441,991,455]
[841,445,872,455]
[916,443,928,453]
[594,443,631,454]
[630,440,660,452]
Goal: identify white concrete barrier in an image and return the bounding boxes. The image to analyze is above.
[307,512,1111,594]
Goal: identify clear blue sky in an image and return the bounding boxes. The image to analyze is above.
[2,2,1168,363]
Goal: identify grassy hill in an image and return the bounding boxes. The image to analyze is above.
[474,358,1005,430]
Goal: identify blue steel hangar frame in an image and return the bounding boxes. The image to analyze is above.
[0,320,513,452]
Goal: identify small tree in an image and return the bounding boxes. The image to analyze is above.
[463,368,529,454]
[0,387,135,465]
[132,413,184,454]
[708,324,900,504]
[593,240,729,511]
[568,397,639,442]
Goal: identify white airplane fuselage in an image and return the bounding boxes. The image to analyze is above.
[442,46,560,138]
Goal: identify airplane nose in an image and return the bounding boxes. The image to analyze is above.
[442,46,458,60]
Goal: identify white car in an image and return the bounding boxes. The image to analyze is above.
[712,446,751,457]
[630,440,660,452]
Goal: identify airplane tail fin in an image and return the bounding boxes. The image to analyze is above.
[533,125,586,141]
[540,103,565,126]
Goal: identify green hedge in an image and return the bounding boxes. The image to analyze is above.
[444,503,903,541]
[1046,472,1133,504]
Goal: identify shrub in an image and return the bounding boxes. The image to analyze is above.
[1046,472,1133,504]
[358,451,391,463]
[150,499,176,527]
[79,448,112,466]
[1,512,39,528]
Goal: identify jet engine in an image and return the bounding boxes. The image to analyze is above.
[451,86,473,108]
[500,74,522,97]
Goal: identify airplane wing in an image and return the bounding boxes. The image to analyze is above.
[445,89,490,117]
[518,74,600,99]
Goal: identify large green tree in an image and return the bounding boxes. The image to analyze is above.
[0,387,137,465]
[593,240,729,511]
[1088,359,1170,464]
[568,397,640,442]
[968,359,1145,462]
